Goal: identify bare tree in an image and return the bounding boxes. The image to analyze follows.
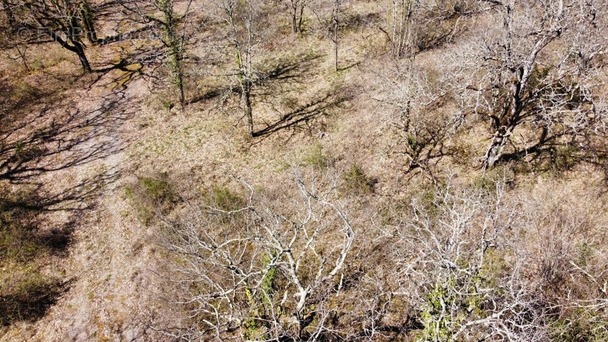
[155,0,188,105]
[217,0,259,136]
[13,0,93,72]
[388,0,415,58]
[380,173,608,341]
[372,53,464,179]
[286,0,307,34]
[309,0,341,71]
[331,0,340,71]
[118,0,193,105]
[382,0,475,59]
[462,0,608,169]
[160,173,355,340]
[391,180,551,341]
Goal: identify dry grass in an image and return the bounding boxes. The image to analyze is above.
[1,0,607,340]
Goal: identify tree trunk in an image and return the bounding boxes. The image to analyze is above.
[297,1,305,32]
[291,5,298,33]
[170,53,185,105]
[289,0,305,34]
[49,31,92,73]
[75,43,92,73]
[242,81,254,137]
[160,0,185,105]
[236,46,254,136]
[391,0,415,58]
[177,73,185,105]
[168,42,185,105]
[483,126,513,169]
[333,0,340,71]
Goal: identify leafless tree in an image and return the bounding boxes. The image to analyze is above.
[160,173,355,340]
[217,0,259,136]
[391,180,551,341]
[382,0,475,59]
[154,0,190,105]
[286,0,307,34]
[331,0,340,71]
[309,0,342,71]
[117,0,194,105]
[372,55,464,179]
[381,173,608,341]
[461,0,608,169]
[12,0,93,72]
[388,0,414,59]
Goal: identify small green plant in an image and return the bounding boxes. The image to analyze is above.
[241,252,278,340]
[418,283,457,342]
[139,176,175,203]
[417,276,488,342]
[551,307,608,342]
[210,186,245,211]
[303,144,329,168]
[161,100,175,111]
[243,314,262,340]
[260,253,277,305]
[552,144,579,171]
[342,165,376,195]
[124,174,177,225]
[29,59,44,71]
[471,166,512,194]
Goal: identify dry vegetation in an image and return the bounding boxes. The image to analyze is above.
[1,0,608,341]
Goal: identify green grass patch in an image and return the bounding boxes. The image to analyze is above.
[341,165,376,196]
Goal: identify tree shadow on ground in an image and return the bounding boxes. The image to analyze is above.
[0,168,119,326]
[0,88,128,326]
[487,127,608,179]
[0,95,127,183]
[186,53,324,106]
[0,182,121,326]
[252,90,352,138]
[0,278,70,327]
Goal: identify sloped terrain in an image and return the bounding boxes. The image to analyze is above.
[1,0,608,341]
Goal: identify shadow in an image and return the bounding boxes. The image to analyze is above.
[0,78,71,123]
[395,124,455,179]
[494,127,608,176]
[0,179,106,326]
[89,60,144,93]
[186,86,235,105]
[252,54,324,105]
[354,317,424,340]
[0,82,129,326]
[0,97,127,183]
[0,279,71,327]
[337,61,361,72]
[255,54,323,86]
[187,54,323,106]
[252,90,350,138]
[342,12,383,32]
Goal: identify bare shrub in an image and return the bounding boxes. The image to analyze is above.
[157,171,356,340]
[384,177,608,341]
